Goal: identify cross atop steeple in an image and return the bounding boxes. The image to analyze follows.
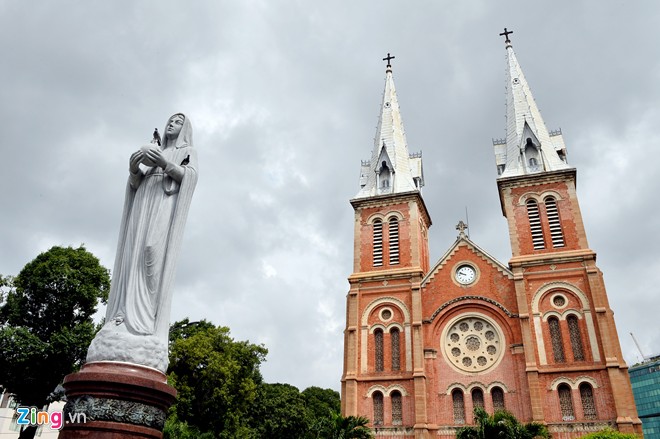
[383,53,395,69]
[499,28,513,44]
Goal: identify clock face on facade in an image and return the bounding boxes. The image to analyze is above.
[455,264,476,285]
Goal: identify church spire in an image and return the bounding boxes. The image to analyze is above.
[494,29,571,178]
[355,55,424,199]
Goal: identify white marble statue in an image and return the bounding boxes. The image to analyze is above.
[87,113,198,372]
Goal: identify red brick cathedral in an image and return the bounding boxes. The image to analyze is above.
[341,36,643,438]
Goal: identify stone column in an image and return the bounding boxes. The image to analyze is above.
[59,362,176,439]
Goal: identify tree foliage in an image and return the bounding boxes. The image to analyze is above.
[456,408,550,439]
[0,245,110,439]
[248,383,310,438]
[165,318,348,439]
[166,318,268,439]
[579,429,639,439]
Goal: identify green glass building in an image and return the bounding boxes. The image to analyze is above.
[629,356,660,438]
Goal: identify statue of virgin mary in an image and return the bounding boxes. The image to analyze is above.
[87,113,198,372]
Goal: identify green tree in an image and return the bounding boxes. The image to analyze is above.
[327,414,374,439]
[302,386,341,419]
[302,386,341,438]
[456,408,550,439]
[579,429,639,439]
[165,319,268,439]
[0,246,110,439]
[248,383,311,438]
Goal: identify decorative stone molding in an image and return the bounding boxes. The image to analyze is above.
[64,396,167,430]
[425,296,518,323]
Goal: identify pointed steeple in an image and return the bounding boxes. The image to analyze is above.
[355,55,424,199]
[494,29,571,178]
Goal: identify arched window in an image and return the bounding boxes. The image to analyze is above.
[373,220,383,266]
[491,387,505,411]
[374,329,384,372]
[558,384,575,421]
[391,391,402,425]
[388,217,399,265]
[391,327,400,371]
[452,389,465,424]
[548,316,565,363]
[373,391,384,425]
[526,199,545,249]
[472,388,485,411]
[544,196,565,248]
[567,315,585,361]
[580,383,597,420]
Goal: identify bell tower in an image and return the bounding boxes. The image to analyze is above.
[493,29,642,435]
[341,55,432,435]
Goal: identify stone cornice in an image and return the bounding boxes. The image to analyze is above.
[350,190,431,226]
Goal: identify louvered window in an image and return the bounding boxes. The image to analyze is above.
[491,387,505,411]
[391,328,400,371]
[452,390,465,424]
[526,199,545,249]
[375,329,384,372]
[373,220,383,266]
[388,217,399,265]
[472,388,484,411]
[391,391,402,425]
[567,315,585,361]
[549,317,565,363]
[579,383,597,420]
[558,384,575,420]
[545,197,565,248]
[373,392,384,425]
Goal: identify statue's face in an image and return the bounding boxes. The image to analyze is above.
[166,115,184,138]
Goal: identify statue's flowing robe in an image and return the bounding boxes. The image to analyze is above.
[105,119,197,341]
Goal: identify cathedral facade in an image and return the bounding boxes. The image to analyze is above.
[340,37,643,439]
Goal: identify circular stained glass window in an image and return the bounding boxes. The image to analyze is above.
[443,315,504,373]
[553,295,566,307]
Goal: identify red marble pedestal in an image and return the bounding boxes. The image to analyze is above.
[58,362,176,439]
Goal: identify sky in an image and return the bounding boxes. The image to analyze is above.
[1,1,659,392]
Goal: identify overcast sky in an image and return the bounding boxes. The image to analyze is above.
[1,1,659,392]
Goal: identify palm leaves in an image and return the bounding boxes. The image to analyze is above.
[456,408,550,439]
[331,413,374,439]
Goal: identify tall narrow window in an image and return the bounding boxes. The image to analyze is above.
[544,197,565,248]
[527,199,545,249]
[373,392,384,425]
[472,388,485,411]
[391,327,400,371]
[373,220,383,266]
[567,315,585,361]
[374,329,384,372]
[491,387,505,411]
[558,384,575,420]
[579,383,597,420]
[388,217,399,265]
[391,391,402,425]
[549,317,565,363]
[452,389,465,424]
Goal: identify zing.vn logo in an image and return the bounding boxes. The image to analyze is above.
[15,406,87,430]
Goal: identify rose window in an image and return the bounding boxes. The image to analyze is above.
[553,295,566,307]
[444,316,503,373]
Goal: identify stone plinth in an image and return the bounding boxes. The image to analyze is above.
[59,362,176,439]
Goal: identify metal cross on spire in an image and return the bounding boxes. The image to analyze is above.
[499,27,513,44]
[383,53,395,69]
